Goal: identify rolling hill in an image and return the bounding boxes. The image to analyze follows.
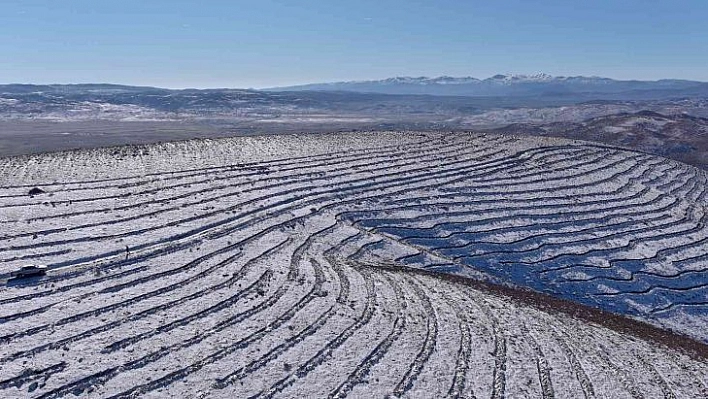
[0,131,705,398]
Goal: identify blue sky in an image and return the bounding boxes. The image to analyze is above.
[1,1,706,88]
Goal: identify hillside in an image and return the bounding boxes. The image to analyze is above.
[497,111,708,169]
[0,132,706,398]
[1,83,707,163]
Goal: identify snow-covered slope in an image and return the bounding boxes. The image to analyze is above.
[497,110,708,169]
[0,132,706,398]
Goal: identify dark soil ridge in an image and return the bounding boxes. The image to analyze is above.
[353,259,708,360]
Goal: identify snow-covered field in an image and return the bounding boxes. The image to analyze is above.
[0,131,706,398]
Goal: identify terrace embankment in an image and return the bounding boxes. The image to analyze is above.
[0,131,706,398]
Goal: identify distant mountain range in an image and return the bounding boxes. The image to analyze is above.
[0,82,606,122]
[267,74,708,99]
[2,79,708,125]
[0,82,706,169]
[0,84,293,121]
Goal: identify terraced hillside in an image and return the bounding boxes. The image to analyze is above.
[0,132,706,398]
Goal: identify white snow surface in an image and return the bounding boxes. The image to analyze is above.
[0,131,706,398]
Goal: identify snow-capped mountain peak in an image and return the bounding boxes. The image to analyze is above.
[373,74,557,85]
[266,73,708,97]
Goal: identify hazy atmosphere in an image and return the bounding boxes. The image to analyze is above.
[2,0,708,88]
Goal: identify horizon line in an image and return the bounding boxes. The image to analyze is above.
[2,73,708,91]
